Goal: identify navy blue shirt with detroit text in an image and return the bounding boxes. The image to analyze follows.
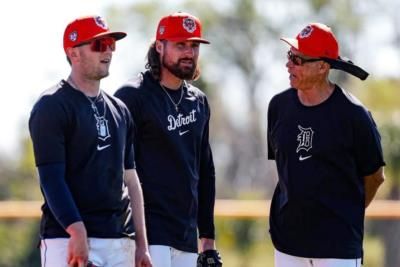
[115,71,216,253]
[29,80,135,239]
[267,85,385,259]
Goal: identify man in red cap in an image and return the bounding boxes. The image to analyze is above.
[115,12,222,267]
[29,15,152,267]
[267,23,385,267]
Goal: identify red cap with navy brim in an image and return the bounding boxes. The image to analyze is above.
[281,23,368,80]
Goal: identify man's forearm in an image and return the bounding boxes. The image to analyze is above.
[364,167,385,207]
[124,169,148,248]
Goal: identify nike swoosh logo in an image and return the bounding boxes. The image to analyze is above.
[179,130,189,136]
[299,155,312,161]
[97,144,111,151]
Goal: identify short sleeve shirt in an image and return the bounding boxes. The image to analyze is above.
[29,80,135,238]
[267,85,385,258]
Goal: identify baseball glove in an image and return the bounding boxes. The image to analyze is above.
[197,249,223,267]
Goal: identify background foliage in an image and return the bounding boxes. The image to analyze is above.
[1,0,399,266]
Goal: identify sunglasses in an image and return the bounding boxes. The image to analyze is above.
[74,37,116,52]
[287,50,321,66]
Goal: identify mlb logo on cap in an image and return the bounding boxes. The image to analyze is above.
[63,15,127,52]
[156,12,210,44]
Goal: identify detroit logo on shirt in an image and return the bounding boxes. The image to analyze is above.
[296,125,314,153]
[167,109,197,131]
[95,115,111,141]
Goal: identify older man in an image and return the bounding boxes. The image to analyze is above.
[267,23,385,267]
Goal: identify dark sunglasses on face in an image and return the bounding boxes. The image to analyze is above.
[74,37,116,52]
[287,50,321,66]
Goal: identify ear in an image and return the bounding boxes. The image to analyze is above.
[155,40,164,54]
[66,47,79,62]
[319,61,330,74]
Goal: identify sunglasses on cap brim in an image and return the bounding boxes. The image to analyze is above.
[74,37,116,52]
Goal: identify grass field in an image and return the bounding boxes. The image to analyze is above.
[215,218,384,267]
[0,218,388,266]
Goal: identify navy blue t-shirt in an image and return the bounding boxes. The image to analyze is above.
[115,71,216,253]
[29,80,135,239]
[267,85,385,258]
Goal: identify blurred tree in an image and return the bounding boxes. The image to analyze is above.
[0,137,41,265]
[106,1,398,266]
[378,123,400,267]
[109,0,283,199]
[354,78,400,267]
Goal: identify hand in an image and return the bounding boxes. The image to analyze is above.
[66,222,89,267]
[135,246,152,267]
[197,250,223,267]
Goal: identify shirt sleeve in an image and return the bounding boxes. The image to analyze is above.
[197,99,216,239]
[115,86,143,166]
[124,107,136,170]
[353,108,385,177]
[38,163,82,229]
[29,96,67,166]
[267,97,276,160]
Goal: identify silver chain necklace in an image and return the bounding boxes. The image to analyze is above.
[67,77,106,118]
[160,82,184,112]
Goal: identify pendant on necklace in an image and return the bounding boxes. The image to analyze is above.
[175,105,179,112]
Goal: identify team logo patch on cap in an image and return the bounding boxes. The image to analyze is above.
[69,31,78,42]
[94,16,108,30]
[159,25,165,35]
[299,25,313,39]
[182,17,196,33]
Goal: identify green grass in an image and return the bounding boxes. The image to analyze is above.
[0,217,388,267]
[215,218,385,267]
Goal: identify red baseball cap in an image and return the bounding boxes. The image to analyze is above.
[281,23,339,59]
[156,12,210,44]
[63,15,127,52]
[281,23,369,80]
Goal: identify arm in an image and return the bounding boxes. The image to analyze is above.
[30,97,89,266]
[37,163,88,266]
[364,166,385,208]
[124,169,152,267]
[66,222,88,267]
[197,101,217,253]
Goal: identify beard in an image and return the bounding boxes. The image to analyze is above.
[162,55,197,80]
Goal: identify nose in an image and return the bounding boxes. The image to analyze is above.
[101,46,113,56]
[286,58,294,68]
[183,46,195,57]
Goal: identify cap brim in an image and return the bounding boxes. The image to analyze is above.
[280,37,298,49]
[93,31,127,41]
[160,37,210,44]
[76,31,127,46]
[281,36,369,80]
[322,57,369,80]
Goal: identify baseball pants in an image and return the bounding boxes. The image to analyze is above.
[40,237,135,267]
[275,249,362,267]
[149,245,198,267]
